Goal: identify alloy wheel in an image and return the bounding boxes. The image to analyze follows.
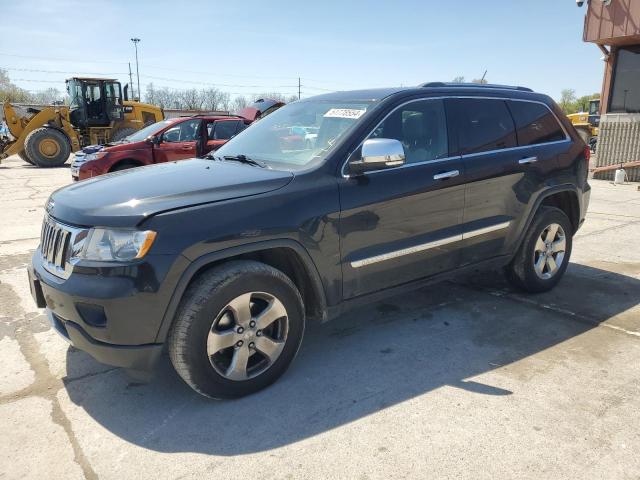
[206,292,288,381]
[533,223,566,280]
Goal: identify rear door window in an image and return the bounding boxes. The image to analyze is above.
[508,101,566,146]
[213,120,240,140]
[452,99,517,154]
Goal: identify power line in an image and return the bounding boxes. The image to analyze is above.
[9,78,64,84]
[0,51,353,88]
[140,74,298,89]
[3,67,128,75]
[0,52,127,65]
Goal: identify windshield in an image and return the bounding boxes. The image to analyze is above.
[123,120,175,142]
[66,79,83,110]
[216,100,374,170]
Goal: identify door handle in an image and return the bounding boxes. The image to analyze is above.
[519,156,538,165]
[433,170,460,180]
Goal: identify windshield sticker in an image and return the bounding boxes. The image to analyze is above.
[323,108,366,119]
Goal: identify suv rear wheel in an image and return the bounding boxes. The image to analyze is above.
[168,260,305,399]
[506,206,573,293]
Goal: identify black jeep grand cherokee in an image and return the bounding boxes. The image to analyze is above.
[29,83,590,398]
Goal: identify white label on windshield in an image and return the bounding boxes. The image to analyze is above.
[323,108,366,119]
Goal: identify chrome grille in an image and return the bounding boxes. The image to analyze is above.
[39,216,87,279]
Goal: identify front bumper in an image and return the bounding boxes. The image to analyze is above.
[28,249,186,371]
[47,309,162,370]
[69,153,85,180]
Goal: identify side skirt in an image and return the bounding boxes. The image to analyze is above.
[326,254,513,321]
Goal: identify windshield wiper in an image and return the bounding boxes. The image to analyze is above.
[212,154,267,168]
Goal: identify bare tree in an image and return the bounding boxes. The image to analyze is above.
[145,82,157,105]
[451,76,466,83]
[231,95,249,112]
[154,87,178,109]
[31,88,62,104]
[179,89,204,110]
[0,68,33,103]
[218,91,231,111]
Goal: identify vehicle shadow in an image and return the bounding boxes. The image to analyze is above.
[62,261,639,455]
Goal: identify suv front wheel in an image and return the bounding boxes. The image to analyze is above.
[506,206,573,293]
[168,260,305,399]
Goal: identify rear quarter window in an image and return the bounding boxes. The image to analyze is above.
[507,101,566,146]
[451,99,517,154]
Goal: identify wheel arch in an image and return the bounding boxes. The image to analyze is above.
[108,158,144,172]
[513,185,581,256]
[539,189,580,231]
[155,239,328,343]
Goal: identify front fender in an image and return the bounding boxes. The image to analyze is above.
[153,238,328,343]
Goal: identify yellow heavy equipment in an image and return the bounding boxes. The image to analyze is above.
[567,98,600,148]
[1,77,163,167]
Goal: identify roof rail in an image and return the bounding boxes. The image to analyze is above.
[420,82,533,92]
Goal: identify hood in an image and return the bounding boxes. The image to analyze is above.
[49,159,293,227]
[101,140,148,153]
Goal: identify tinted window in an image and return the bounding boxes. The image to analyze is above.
[236,122,248,134]
[508,101,565,146]
[369,99,448,164]
[610,46,640,113]
[213,120,240,140]
[162,119,200,143]
[454,99,517,154]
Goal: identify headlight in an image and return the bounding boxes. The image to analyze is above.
[76,228,157,261]
[83,151,107,162]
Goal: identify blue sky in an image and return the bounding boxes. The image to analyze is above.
[1,0,603,101]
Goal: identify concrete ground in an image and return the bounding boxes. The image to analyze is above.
[0,154,639,480]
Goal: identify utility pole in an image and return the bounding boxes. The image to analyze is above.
[128,63,134,99]
[298,77,301,100]
[131,37,141,101]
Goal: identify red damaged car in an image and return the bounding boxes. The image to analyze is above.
[71,99,284,181]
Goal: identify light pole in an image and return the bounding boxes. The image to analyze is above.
[130,37,141,101]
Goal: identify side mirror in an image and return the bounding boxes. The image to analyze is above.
[146,135,160,145]
[349,138,405,175]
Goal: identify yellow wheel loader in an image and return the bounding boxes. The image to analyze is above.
[567,99,600,149]
[1,77,163,167]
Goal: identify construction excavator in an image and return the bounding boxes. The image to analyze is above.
[1,77,163,167]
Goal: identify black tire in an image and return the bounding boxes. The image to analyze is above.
[18,150,34,165]
[24,127,71,167]
[505,207,573,293]
[168,260,305,399]
[111,127,137,142]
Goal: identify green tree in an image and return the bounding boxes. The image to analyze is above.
[559,89,577,113]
